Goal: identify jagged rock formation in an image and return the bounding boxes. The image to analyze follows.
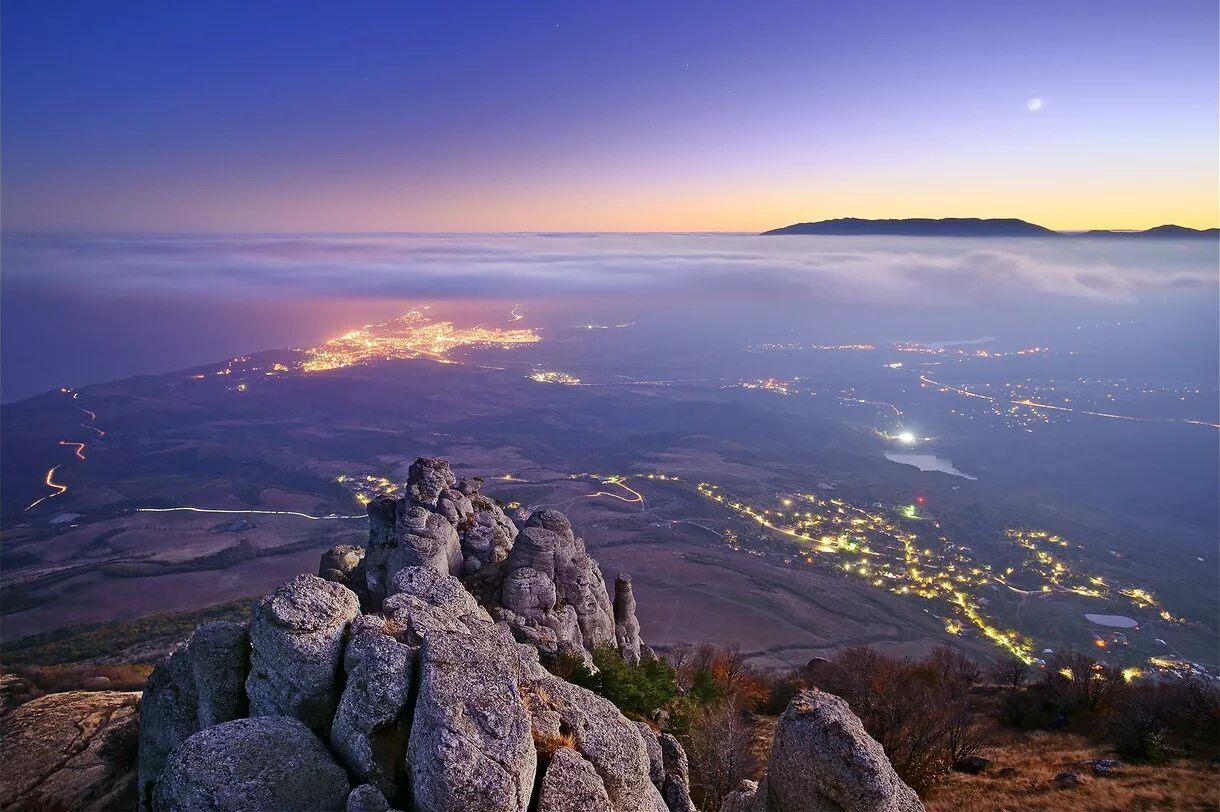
[0,690,140,812]
[721,689,924,812]
[138,459,678,811]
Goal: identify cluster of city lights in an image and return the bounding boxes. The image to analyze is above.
[529,370,583,385]
[302,308,540,372]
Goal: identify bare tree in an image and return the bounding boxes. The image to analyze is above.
[989,656,1030,691]
[1044,650,1125,713]
[681,698,761,811]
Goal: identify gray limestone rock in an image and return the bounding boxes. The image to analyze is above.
[138,621,249,809]
[614,573,642,666]
[407,626,537,812]
[246,574,360,736]
[331,615,416,799]
[436,487,474,526]
[383,565,493,644]
[151,716,350,812]
[537,746,613,812]
[755,689,923,812]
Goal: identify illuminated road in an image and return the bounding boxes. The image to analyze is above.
[25,465,69,511]
[59,441,87,460]
[135,506,365,521]
[510,305,523,321]
[584,478,645,505]
[920,374,1220,430]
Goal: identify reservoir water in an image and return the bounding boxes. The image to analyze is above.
[883,452,977,480]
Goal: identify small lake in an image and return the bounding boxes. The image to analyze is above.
[1085,613,1139,628]
[883,452,977,480]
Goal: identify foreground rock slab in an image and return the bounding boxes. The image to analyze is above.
[0,690,140,812]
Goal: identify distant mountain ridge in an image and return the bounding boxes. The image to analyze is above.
[762,217,1219,238]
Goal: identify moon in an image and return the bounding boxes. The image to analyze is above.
[1026,97,1043,112]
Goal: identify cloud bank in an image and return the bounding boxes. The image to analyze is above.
[3,232,1214,306]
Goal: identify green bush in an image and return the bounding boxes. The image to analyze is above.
[559,647,678,718]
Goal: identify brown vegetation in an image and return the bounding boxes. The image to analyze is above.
[924,731,1220,812]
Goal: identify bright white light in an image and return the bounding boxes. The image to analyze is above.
[897,431,917,444]
[1026,97,1043,112]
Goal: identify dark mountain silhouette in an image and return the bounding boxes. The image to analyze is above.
[763,218,1218,238]
[1081,224,1220,238]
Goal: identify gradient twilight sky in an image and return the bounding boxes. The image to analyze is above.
[2,1,1217,232]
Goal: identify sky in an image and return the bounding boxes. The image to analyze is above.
[2,0,1218,232]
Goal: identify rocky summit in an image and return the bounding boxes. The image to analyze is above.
[103,456,917,811]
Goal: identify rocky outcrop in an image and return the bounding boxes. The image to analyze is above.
[0,690,140,812]
[246,574,360,735]
[331,615,415,799]
[743,689,923,812]
[138,620,249,808]
[614,573,642,666]
[538,747,614,811]
[126,460,927,812]
[151,716,350,811]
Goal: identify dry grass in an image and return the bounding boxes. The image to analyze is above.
[531,730,577,759]
[923,730,1220,811]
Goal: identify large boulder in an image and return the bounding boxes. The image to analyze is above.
[246,574,360,736]
[537,746,613,812]
[754,690,923,812]
[383,565,494,643]
[407,626,537,812]
[0,690,140,812]
[138,620,249,808]
[331,615,416,800]
[613,573,642,666]
[150,716,350,811]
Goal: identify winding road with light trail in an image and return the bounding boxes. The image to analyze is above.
[25,389,105,511]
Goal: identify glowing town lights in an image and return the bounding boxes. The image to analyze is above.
[529,370,582,385]
[302,308,539,372]
[895,431,917,444]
